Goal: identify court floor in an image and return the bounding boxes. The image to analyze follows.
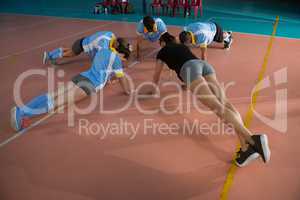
[0,14,299,200]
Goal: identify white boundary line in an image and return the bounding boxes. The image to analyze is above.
[0,94,264,148]
[0,49,157,148]
[204,7,300,24]
[0,109,60,148]
[0,18,58,33]
[0,22,115,60]
[0,13,295,147]
[1,12,300,41]
[207,16,273,23]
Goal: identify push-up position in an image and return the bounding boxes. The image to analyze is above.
[43,31,123,64]
[148,32,270,167]
[136,16,167,59]
[11,39,132,132]
[179,21,233,61]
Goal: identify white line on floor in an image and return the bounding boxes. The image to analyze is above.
[0,22,115,60]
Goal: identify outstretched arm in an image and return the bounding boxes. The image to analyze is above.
[136,36,143,60]
[118,74,132,95]
[139,59,164,95]
[152,59,164,85]
[200,47,207,61]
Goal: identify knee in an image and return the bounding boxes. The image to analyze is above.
[201,99,224,116]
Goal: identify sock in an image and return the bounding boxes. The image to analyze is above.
[20,93,55,117]
[48,48,63,60]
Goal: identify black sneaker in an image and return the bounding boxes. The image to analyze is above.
[251,134,271,163]
[224,35,233,50]
[235,146,260,167]
[227,31,233,36]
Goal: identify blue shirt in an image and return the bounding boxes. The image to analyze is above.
[80,49,124,91]
[82,31,115,57]
[136,18,167,42]
[184,22,217,47]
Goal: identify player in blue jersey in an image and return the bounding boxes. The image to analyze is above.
[136,16,167,59]
[11,38,132,132]
[179,22,233,61]
[43,31,123,64]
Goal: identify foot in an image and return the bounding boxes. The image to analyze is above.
[224,37,233,50]
[43,51,57,65]
[224,32,233,50]
[251,134,271,163]
[227,31,233,36]
[235,146,260,167]
[10,106,27,132]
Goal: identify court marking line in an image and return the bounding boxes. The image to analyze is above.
[1,13,299,42]
[0,108,62,147]
[205,7,300,24]
[0,49,157,148]
[207,16,273,23]
[0,18,58,33]
[0,22,115,60]
[220,16,280,200]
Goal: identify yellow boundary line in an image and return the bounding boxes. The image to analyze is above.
[220,16,280,200]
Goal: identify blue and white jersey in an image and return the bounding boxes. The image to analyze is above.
[184,22,217,47]
[136,18,167,42]
[80,48,124,91]
[82,31,115,55]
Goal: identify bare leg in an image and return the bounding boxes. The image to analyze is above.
[189,77,255,149]
[62,47,76,58]
[204,74,249,150]
[50,81,87,111]
[204,74,243,122]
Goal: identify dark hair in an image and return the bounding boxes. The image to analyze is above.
[179,31,190,44]
[116,38,131,59]
[159,32,176,45]
[143,16,155,32]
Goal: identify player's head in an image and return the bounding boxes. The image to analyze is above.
[179,31,192,45]
[116,37,132,60]
[159,32,176,47]
[143,16,157,33]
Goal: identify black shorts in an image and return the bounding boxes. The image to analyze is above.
[72,37,84,55]
[71,74,95,95]
[213,23,224,43]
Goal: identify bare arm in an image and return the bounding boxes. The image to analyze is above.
[136,36,143,60]
[200,47,207,61]
[118,75,132,95]
[153,59,164,85]
[138,59,164,96]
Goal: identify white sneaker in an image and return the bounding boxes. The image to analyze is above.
[42,51,48,65]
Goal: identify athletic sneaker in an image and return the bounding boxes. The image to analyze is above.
[235,146,260,167]
[42,51,49,65]
[224,31,233,50]
[251,134,271,163]
[224,36,233,50]
[10,106,25,132]
[43,51,57,65]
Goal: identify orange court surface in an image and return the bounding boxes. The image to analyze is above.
[0,13,300,200]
